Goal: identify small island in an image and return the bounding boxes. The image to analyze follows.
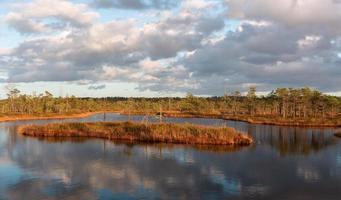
[18,122,253,146]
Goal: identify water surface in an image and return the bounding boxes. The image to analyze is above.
[0,113,340,200]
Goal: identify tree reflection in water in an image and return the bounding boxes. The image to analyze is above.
[244,124,337,156]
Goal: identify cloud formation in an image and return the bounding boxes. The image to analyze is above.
[226,0,341,34]
[2,0,221,88]
[91,0,180,10]
[5,0,98,34]
[88,84,106,90]
[1,0,341,95]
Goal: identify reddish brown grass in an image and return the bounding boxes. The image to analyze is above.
[18,121,253,145]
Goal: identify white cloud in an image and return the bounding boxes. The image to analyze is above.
[297,35,322,49]
[226,0,341,34]
[1,0,341,95]
[5,0,98,34]
[0,48,11,55]
[91,0,180,10]
[183,0,215,10]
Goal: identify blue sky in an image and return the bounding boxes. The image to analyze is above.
[0,0,341,98]
[0,2,22,48]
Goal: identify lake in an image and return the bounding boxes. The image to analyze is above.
[0,113,340,200]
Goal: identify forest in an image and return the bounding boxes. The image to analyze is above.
[1,87,341,125]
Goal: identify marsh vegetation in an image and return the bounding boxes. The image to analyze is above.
[2,86,341,126]
[18,121,253,145]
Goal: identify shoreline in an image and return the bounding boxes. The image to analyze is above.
[0,111,115,123]
[0,111,340,128]
[221,115,341,128]
[123,111,341,128]
[136,111,341,128]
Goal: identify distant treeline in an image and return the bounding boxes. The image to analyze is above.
[1,87,340,120]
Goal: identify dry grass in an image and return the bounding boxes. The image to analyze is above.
[154,111,341,127]
[18,121,253,145]
[2,110,341,127]
[222,115,341,127]
[0,112,110,122]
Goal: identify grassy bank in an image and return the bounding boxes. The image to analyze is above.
[18,122,253,146]
[0,111,115,123]
[2,110,341,128]
[157,111,341,127]
[221,115,341,127]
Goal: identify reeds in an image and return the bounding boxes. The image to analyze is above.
[18,121,253,145]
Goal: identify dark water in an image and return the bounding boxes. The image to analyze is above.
[0,113,340,200]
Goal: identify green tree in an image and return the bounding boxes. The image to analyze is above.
[247,86,257,116]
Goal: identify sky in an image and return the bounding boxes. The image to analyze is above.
[0,0,341,98]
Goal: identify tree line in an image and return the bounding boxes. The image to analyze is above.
[1,87,340,120]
